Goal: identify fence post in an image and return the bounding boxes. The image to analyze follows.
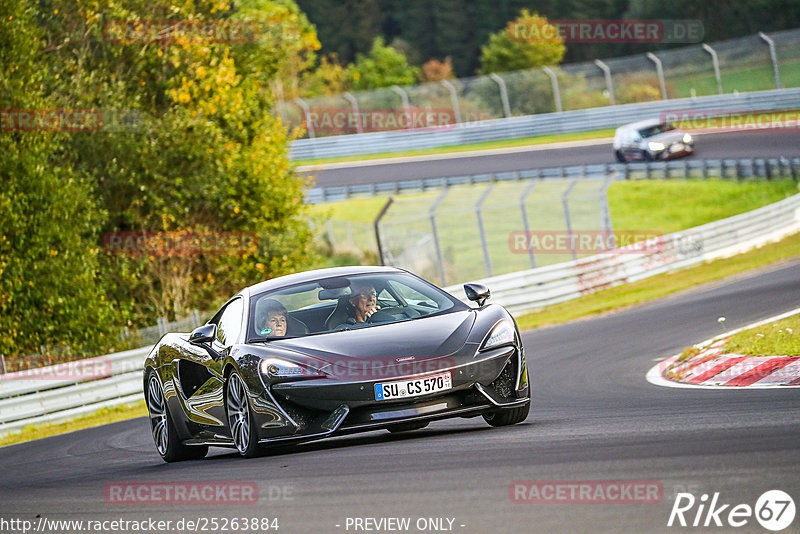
[429,188,450,285]
[489,73,512,118]
[373,197,394,265]
[475,185,495,277]
[191,309,200,327]
[702,44,724,95]
[520,181,537,269]
[594,59,616,106]
[342,92,363,134]
[441,80,462,124]
[157,317,167,336]
[600,176,615,249]
[0,354,6,375]
[294,97,315,138]
[646,52,668,100]
[390,85,413,130]
[542,66,563,113]
[562,179,579,260]
[758,32,782,90]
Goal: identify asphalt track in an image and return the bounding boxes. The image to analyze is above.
[1,260,799,533]
[305,130,800,187]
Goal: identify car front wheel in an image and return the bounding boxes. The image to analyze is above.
[483,401,530,427]
[226,372,264,458]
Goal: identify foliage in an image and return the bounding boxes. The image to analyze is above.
[419,57,455,82]
[478,10,566,75]
[0,2,118,355]
[347,37,419,91]
[1,0,320,356]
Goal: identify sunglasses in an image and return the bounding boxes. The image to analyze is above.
[356,290,377,298]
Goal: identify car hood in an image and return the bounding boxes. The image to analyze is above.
[259,310,477,372]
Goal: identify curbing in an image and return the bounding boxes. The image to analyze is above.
[647,307,800,389]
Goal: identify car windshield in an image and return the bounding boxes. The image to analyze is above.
[638,122,676,138]
[247,272,468,341]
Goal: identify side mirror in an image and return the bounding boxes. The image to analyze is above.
[189,324,217,345]
[464,283,490,307]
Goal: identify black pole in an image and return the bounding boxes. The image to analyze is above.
[373,197,394,265]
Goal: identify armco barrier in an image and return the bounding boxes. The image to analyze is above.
[290,88,800,160]
[444,193,800,314]
[0,346,150,436]
[306,156,800,203]
[2,193,799,436]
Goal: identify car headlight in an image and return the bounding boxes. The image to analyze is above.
[481,320,515,351]
[648,142,665,151]
[682,133,692,144]
[260,358,325,378]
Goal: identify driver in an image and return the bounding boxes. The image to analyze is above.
[347,283,380,323]
[259,299,287,337]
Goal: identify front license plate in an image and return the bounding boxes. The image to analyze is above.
[374,372,452,401]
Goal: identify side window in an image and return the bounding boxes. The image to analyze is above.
[377,288,399,307]
[216,298,244,345]
[388,281,438,309]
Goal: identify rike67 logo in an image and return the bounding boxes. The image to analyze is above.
[668,490,795,531]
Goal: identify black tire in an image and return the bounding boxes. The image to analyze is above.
[387,421,430,433]
[226,372,265,458]
[641,149,653,161]
[146,373,208,462]
[615,150,626,163]
[483,401,530,427]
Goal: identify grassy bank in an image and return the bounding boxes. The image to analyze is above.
[724,314,800,357]
[0,401,146,447]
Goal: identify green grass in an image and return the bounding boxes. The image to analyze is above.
[0,401,146,447]
[314,180,799,282]
[515,230,800,329]
[294,128,615,166]
[724,314,800,357]
[671,60,800,98]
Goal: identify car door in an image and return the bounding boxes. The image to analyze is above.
[175,298,244,432]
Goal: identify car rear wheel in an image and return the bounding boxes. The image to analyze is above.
[615,150,626,163]
[226,372,264,458]
[146,373,208,462]
[483,401,530,427]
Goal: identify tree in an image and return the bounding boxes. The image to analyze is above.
[0,2,118,356]
[347,37,419,91]
[478,10,566,74]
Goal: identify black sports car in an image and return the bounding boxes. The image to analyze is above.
[144,266,530,461]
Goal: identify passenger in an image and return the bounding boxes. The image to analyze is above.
[259,299,287,337]
[348,283,380,323]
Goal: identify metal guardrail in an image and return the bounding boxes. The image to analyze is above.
[306,156,800,203]
[0,347,150,436]
[2,192,799,436]
[290,88,800,161]
[443,193,800,314]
